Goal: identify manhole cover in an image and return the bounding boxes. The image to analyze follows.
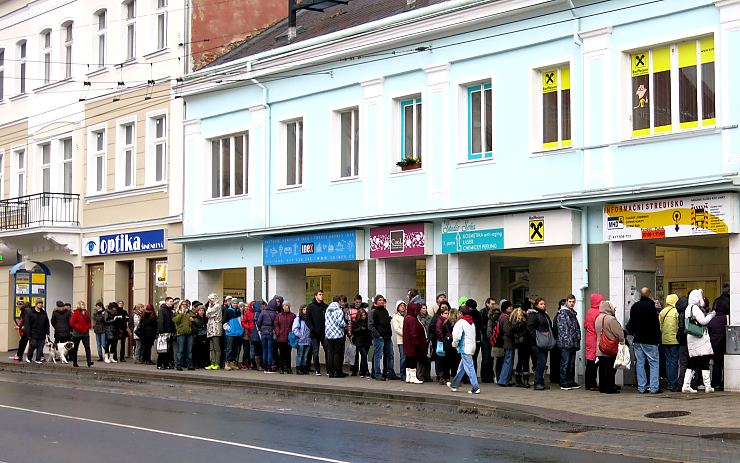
[644,410,691,419]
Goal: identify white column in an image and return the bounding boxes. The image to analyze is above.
[425,255,436,304]
[358,260,369,302]
[571,243,585,375]
[197,269,223,303]
[246,267,256,302]
[448,253,490,308]
[267,266,304,308]
[725,234,740,391]
[360,78,384,214]
[376,259,416,307]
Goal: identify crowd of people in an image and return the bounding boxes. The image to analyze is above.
[10,285,729,395]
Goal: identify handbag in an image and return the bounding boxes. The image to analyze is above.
[598,316,619,357]
[685,315,705,337]
[613,343,631,370]
[156,333,170,353]
[343,342,357,365]
[436,340,446,357]
[288,331,298,348]
[491,346,505,358]
[535,329,556,350]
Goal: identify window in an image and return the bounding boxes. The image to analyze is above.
[0,49,4,100]
[96,10,107,67]
[17,41,26,94]
[541,66,571,150]
[467,83,492,159]
[149,258,167,306]
[210,133,248,198]
[14,149,25,197]
[62,138,72,194]
[338,107,359,178]
[40,144,51,193]
[148,115,167,183]
[119,123,135,188]
[0,152,4,200]
[41,29,51,84]
[125,1,136,60]
[62,22,73,79]
[285,120,303,187]
[87,264,104,309]
[156,0,167,50]
[630,36,715,137]
[400,97,422,162]
[90,129,106,193]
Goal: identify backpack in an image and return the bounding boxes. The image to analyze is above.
[490,313,504,347]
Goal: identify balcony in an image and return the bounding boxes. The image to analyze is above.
[0,192,79,231]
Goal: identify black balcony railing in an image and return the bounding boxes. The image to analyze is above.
[0,192,80,231]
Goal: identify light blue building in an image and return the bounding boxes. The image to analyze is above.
[175,0,740,389]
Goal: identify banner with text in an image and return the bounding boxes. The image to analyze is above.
[370,223,432,258]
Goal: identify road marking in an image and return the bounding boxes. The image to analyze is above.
[0,404,349,463]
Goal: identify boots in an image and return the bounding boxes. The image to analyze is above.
[682,370,697,393]
[254,356,263,372]
[408,368,423,384]
[522,373,531,389]
[110,354,118,363]
[224,362,233,371]
[104,353,111,364]
[514,372,523,387]
[702,370,715,393]
[405,369,411,383]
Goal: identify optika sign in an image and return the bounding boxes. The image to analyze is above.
[83,229,166,256]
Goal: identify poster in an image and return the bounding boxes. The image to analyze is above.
[155,262,168,287]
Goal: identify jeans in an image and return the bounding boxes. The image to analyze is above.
[532,346,549,387]
[633,342,660,392]
[261,334,274,366]
[311,338,325,373]
[450,353,480,391]
[397,344,406,379]
[72,336,92,365]
[296,345,310,368]
[560,348,576,386]
[497,349,515,385]
[225,336,240,363]
[95,333,106,359]
[372,337,396,377]
[663,344,680,390]
[176,334,194,369]
[357,345,369,374]
[27,338,45,361]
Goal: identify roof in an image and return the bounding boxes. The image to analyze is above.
[207,0,452,67]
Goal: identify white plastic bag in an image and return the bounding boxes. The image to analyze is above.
[614,344,631,370]
[343,342,356,365]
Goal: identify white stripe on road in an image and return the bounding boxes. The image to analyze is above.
[0,404,349,463]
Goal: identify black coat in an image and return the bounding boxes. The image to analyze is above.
[140,313,158,338]
[351,318,372,348]
[527,308,552,344]
[27,309,50,340]
[708,294,730,354]
[51,309,71,338]
[157,305,176,334]
[369,305,391,339]
[305,298,328,340]
[626,296,661,345]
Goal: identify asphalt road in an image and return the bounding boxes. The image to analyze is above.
[0,380,668,463]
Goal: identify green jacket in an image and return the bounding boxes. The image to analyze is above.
[659,294,679,345]
[173,310,196,336]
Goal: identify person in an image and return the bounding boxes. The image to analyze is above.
[556,294,581,390]
[292,304,311,375]
[51,300,72,345]
[403,296,427,384]
[416,303,433,382]
[433,302,451,384]
[708,286,729,390]
[528,297,553,391]
[347,295,368,375]
[70,301,94,368]
[12,302,31,362]
[131,304,144,363]
[595,300,625,394]
[103,302,119,363]
[442,307,461,384]
[446,305,480,394]
[173,300,195,371]
[509,304,530,388]
[256,295,280,373]
[93,302,106,362]
[466,298,484,382]
[275,301,297,374]
[496,301,515,386]
[156,297,176,370]
[26,300,50,364]
[683,289,716,393]
[249,301,264,370]
[223,298,244,371]
[626,287,662,394]
[114,300,130,362]
[584,293,605,391]
[480,298,496,383]
[392,300,407,381]
[325,296,348,378]
[369,294,398,380]
[240,300,256,369]
[352,308,372,378]
[659,294,681,392]
[675,296,693,386]
[205,294,223,370]
[192,304,208,369]
[306,290,328,376]
[430,292,448,317]
[139,304,158,365]
[549,299,564,386]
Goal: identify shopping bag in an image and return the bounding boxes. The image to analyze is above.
[614,344,631,370]
[436,340,446,357]
[156,333,170,353]
[344,342,357,365]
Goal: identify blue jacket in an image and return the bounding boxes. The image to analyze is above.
[556,306,581,349]
[257,304,278,337]
[324,302,346,340]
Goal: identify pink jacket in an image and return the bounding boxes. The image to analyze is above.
[585,293,605,361]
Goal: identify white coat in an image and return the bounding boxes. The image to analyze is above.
[686,289,716,358]
[452,318,476,356]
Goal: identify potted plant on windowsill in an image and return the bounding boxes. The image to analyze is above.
[396,157,421,171]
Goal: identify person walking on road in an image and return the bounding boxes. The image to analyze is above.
[626,288,662,394]
[584,293,605,391]
[306,290,328,376]
[595,300,625,394]
[659,294,680,391]
[446,305,481,394]
[70,301,93,367]
[682,289,716,393]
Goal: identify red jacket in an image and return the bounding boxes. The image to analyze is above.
[70,309,92,334]
[274,311,297,343]
[402,304,427,358]
[585,294,604,361]
[241,309,255,337]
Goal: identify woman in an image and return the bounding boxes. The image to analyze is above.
[139,304,158,365]
[51,301,72,344]
[275,301,297,374]
[192,304,209,369]
[403,300,427,384]
[131,304,144,363]
[434,302,452,384]
[223,298,244,371]
[682,289,716,393]
[240,301,255,369]
[173,300,195,371]
[351,308,372,378]
[509,304,530,388]
[114,303,129,362]
[527,297,553,391]
[205,294,223,370]
[103,302,119,363]
[416,304,433,382]
[584,293,605,391]
[292,305,311,375]
[392,301,407,381]
[442,307,461,384]
[257,296,280,373]
[93,302,106,362]
[595,300,625,394]
[69,301,93,368]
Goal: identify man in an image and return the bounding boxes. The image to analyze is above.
[173,299,196,371]
[556,294,581,390]
[480,298,496,383]
[26,300,50,364]
[157,297,176,370]
[659,294,680,391]
[325,296,348,378]
[369,295,398,380]
[305,290,328,376]
[626,288,662,394]
[430,292,447,317]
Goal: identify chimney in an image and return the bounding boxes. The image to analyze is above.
[288,0,298,41]
[407,0,416,8]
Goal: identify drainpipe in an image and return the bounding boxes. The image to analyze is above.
[247,61,271,230]
[288,0,298,41]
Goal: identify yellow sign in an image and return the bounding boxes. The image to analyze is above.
[700,36,714,64]
[31,273,46,284]
[631,51,648,77]
[529,219,545,242]
[542,70,557,93]
[156,262,168,287]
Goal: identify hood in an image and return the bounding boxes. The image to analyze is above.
[253,300,263,312]
[406,303,419,318]
[395,300,406,313]
[664,294,679,309]
[676,296,689,313]
[267,296,283,311]
[55,306,69,312]
[590,293,605,310]
[688,289,704,307]
[410,294,424,305]
[327,302,342,314]
[713,294,730,315]
[599,300,615,316]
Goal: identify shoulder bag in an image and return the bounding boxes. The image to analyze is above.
[598,316,619,357]
[685,312,705,338]
[534,314,556,350]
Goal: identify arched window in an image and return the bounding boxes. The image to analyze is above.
[40,29,52,84]
[61,21,73,78]
[94,9,106,67]
[16,40,26,94]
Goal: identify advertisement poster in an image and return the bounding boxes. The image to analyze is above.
[264,230,363,266]
[370,223,430,258]
[155,262,168,287]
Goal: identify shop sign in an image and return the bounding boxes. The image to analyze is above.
[442,209,579,254]
[602,193,739,241]
[263,230,364,265]
[83,229,166,256]
[370,223,432,258]
[155,261,168,287]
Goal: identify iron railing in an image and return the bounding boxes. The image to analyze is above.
[0,192,80,230]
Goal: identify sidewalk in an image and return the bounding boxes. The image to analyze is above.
[2,353,738,436]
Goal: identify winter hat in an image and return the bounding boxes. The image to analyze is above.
[373,294,385,304]
[396,300,406,312]
[500,300,512,312]
[465,298,478,310]
[458,296,469,307]
[590,293,605,309]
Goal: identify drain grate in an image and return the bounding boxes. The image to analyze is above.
[644,410,691,419]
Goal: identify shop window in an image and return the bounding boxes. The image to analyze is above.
[540,66,571,150]
[209,132,248,198]
[283,119,303,187]
[87,264,104,309]
[400,97,422,163]
[467,83,492,160]
[338,107,359,178]
[149,258,168,305]
[630,36,714,138]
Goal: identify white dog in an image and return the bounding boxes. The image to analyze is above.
[46,339,74,364]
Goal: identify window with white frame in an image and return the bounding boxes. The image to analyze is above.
[13,149,25,197]
[96,10,107,68]
[629,35,715,137]
[0,49,4,100]
[156,0,167,50]
[119,122,135,189]
[0,152,4,200]
[90,129,106,193]
[124,0,136,60]
[284,120,303,187]
[40,143,51,193]
[466,83,492,159]
[149,115,167,183]
[338,107,359,178]
[540,66,571,150]
[17,40,26,94]
[62,22,73,79]
[400,97,422,163]
[41,29,51,84]
[62,138,72,194]
[210,133,248,198]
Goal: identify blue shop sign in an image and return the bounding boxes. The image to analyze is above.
[83,229,166,256]
[441,218,504,253]
[264,230,359,265]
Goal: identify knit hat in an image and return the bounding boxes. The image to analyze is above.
[501,300,512,312]
[465,298,477,310]
[458,296,468,307]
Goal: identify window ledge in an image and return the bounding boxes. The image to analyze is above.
[530,147,576,157]
[120,58,138,68]
[9,93,28,102]
[202,194,251,205]
[86,67,109,78]
[85,183,167,203]
[144,48,169,60]
[390,167,425,176]
[330,176,361,184]
[619,127,720,147]
[277,185,304,193]
[34,78,74,93]
[457,157,497,168]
